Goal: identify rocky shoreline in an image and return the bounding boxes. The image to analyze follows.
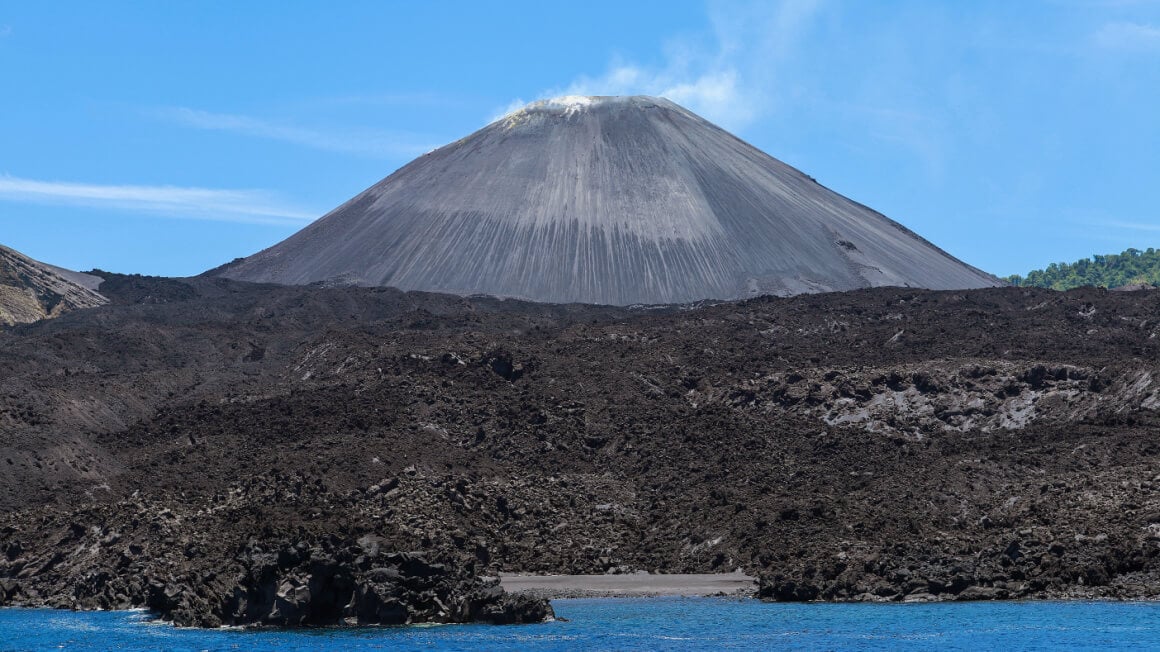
[0,530,551,628]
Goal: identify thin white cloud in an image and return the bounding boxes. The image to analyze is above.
[505,0,825,130]
[1093,21,1160,51]
[0,175,315,226]
[814,96,949,178]
[151,107,437,158]
[1098,219,1160,232]
[0,25,12,37]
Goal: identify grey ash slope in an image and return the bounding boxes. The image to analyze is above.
[215,96,1002,305]
[0,244,106,326]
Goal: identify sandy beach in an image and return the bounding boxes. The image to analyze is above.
[498,572,757,599]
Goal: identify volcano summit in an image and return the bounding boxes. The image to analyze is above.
[214,96,1001,305]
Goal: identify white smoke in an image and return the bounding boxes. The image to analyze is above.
[515,0,825,130]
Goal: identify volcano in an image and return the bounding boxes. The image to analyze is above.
[213,96,1001,305]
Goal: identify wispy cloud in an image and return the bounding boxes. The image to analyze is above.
[151,107,437,158]
[560,64,751,127]
[502,0,825,130]
[0,175,316,225]
[0,25,12,38]
[1093,21,1160,51]
[1096,219,1160,232]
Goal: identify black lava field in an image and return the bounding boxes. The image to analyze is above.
[2,274,1158,624]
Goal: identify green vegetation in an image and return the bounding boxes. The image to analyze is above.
[1006,247,1160,290]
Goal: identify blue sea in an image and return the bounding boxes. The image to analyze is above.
[2,598,1159,651]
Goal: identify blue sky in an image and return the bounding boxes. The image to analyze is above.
[1,0,1158,278]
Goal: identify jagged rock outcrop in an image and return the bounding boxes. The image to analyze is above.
[0,244,106,326]
[756,526,1160,604]
[213,96,1002,304]
[0,514,552,629]
[147,542,553,628]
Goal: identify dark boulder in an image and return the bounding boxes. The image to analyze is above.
[757,574,820,602]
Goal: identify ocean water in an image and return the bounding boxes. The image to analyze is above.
[2,598,1159,651]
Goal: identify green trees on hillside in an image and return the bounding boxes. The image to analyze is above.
[1006,247,1160,290]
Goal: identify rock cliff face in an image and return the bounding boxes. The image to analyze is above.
[0,245,106,326]
[214,96,1002,304]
